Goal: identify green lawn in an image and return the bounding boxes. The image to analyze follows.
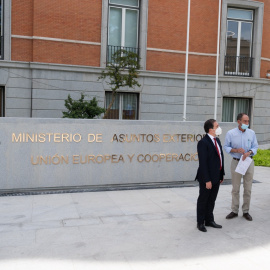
[253,149,270,167]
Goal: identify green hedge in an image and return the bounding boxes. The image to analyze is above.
[253,149,270,167]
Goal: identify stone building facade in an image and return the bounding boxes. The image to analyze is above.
[0,0,270,143]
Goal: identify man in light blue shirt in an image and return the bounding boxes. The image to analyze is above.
[224,113,258,221]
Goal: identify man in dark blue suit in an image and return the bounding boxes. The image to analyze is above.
[196,119,225,232]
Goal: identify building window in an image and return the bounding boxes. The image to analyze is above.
[0,0,3,59]
[224,8,254,77]
[105,92,139,120]
[107,0,140,64]
[222,97,251,122]
[0,87,5,117]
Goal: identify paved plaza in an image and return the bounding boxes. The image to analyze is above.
[1,166,270,269]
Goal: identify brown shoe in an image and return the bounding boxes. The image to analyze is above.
[243,213,253,221]
[226,212,238,219]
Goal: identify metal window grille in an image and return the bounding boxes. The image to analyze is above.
[107,45,139,65]
[224,56,253,77]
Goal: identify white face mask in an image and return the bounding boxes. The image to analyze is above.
[215,127,222,136]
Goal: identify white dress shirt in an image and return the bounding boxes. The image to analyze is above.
[207,133,222,165]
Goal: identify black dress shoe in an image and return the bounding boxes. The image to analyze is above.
[226,212,238,219]
[205,221,222,228]
[197,223,207,232]
[243,213,253,221]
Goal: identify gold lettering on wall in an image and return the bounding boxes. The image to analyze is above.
[30,153,198,165]
[31,155,69,165]
[88,134,103,143]
[13,133,204,144]
[111,134,162,143]
[14,131,202,167]
[128,154,135,162]
[12,133,83,143]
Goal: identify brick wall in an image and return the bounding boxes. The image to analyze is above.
[12,39,33,62]
[261,0,270,78]
[32,40,101,66]
[10,0,270,78]
[147,0,219,75]
[11,0,102,66]
[12,0,34,36]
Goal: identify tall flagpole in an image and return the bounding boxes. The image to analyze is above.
[183,0,191,121]
[214,0,222,119]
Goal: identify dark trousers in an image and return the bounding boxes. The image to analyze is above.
[197,181,220,224]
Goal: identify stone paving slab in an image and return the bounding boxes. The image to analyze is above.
[0,166,270,269]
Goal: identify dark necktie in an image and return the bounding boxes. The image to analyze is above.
[214,138,222,170]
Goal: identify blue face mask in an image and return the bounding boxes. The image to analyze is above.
[241,124,249,130]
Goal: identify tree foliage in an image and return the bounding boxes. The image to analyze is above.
[98,49,141,119]
[62,93,105,119]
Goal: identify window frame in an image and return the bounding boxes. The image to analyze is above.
[0,0,3,59]
[227,7,253,21]
[101,0,148,69]
[222,96,252,123]
[219,0,264,78]
[225,8,254,76]
[107,3,140,50]
[0,86,5,117]
[109,0,139,8]
[105,91,139,120]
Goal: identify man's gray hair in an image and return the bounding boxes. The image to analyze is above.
[237,113,248,121]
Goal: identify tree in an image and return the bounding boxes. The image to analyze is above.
[98,49,141,119]
[62,93,105,119]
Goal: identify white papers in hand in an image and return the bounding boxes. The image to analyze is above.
[235,156,253,175]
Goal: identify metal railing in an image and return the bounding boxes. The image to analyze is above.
[106,45,139,65]
[224,55,253,77]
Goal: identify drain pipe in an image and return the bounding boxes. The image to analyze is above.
[214,0,222,120]
[183,0,191,122]
[30,66,33,117]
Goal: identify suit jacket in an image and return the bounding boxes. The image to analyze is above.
[195,134,225,184]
